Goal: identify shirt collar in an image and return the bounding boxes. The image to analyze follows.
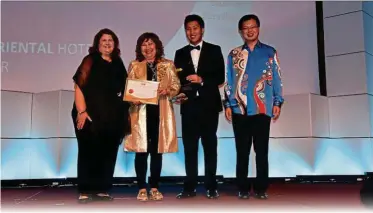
[242,40,262,50]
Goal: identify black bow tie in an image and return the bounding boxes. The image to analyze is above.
[189,45,201,51]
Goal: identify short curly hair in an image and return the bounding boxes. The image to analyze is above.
[135,32,164,62]
[89,28,120,58]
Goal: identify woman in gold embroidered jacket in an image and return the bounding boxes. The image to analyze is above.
[123,32,180,201]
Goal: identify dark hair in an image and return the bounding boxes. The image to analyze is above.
[184,14,205,29]
[238,14,260,30]
[135,32,164,62]
[88,28,120,58]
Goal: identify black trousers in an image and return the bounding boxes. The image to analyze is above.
[74,121,120,194]
[134,105,162,189]
[232,113,271,193]
[361,176,373,207]
[181,99,219,191]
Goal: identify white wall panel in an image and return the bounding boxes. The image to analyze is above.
[329,95,371,137]
[271,94,329,138]
[323,1,362,18]
[324,12,364,56]
[1,91,32,138]
[326,52,367,96]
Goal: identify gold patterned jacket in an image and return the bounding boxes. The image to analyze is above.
[123,58,181,153]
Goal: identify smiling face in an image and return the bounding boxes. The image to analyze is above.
[185,20,204,45]
[141,38,156,61]
[240,19,260,43]
[98,34,114,56]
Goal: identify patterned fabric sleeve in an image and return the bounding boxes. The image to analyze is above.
[272,51,284,107]
[168,62,181,98]
[223,53,235,109]
[127,61,135,80]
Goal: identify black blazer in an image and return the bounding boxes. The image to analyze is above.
[174,41,225,114]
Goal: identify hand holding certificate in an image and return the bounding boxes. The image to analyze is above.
[124,79,160,105]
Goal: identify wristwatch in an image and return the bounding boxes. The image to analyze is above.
[78,110,86,115]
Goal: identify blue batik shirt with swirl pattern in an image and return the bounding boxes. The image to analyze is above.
[223,41,284,117]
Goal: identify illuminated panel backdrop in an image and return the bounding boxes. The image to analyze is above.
[1,1,372,180]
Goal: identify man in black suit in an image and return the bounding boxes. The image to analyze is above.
[173,14,225,199]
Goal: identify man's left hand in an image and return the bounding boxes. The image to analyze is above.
[186,74,203,84]
[272,106,281,122]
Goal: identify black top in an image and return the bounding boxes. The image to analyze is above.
[72,52,130,138]
[145,61,160,139]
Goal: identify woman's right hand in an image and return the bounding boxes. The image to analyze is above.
[76,112,92,130]
[132,101,143,106]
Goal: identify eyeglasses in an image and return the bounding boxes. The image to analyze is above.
[241,26,258,31]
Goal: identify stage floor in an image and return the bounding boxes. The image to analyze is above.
[1,183,370,212]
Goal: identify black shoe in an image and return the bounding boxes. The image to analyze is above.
[238,191,249,199]
[206,190,219,199]
[94,193,114,201]
[176,190,197,199]
[254,192,268,199]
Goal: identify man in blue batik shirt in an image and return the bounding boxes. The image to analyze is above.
[223,14,284,200]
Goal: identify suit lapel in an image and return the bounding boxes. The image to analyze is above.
[196,42,208,74]
[183,46,195,74]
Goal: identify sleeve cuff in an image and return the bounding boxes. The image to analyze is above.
[273,101,283,108]
[223,100,230,109]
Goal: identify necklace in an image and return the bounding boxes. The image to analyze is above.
[147,62,157,81]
